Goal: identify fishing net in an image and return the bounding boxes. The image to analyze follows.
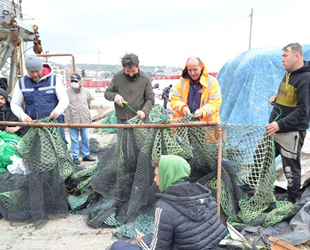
[0,131,21,173]
[92,104,173,135]
[93,111,117,134]
[0,117,75,228]
[70,111,293,239]
[200,124,294,227]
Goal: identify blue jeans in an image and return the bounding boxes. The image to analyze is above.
[111,241,141,250]
[68,128,90,158]
[57,115,67,145]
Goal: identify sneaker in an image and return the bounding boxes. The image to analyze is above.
[82,155,96,161]
[73,158,80,165]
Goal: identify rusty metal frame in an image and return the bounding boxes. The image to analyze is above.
[36,53,76,73]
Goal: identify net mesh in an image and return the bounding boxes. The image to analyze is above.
[71,115,294,238]
[0,109,295,235]
[0,118,75,228]
[93,111,118,134]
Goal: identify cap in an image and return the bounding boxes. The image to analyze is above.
[70,73,81,82]
[0,88,8,101]
[25,55,43,71]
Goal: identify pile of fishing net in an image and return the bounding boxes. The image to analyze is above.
[0,118,75,227]
[93,111,117,134]
[69,113,294,239]
[201,124,293,228]
[0,131,21,173]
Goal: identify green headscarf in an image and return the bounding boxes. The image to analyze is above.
[158,155,191,191]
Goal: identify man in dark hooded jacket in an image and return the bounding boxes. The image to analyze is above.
[266,43,310,203]
[111,155,227,250]
[0,88,27,137]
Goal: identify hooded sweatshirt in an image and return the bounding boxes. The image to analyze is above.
[269,61,310,132]
[158,155,191,191]
[140,155,227,250]
[0,88,27,137]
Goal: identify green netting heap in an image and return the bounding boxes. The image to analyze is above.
[0,117,75,228]
[70,113,294,238]
[201,124,294,227]
[93,111,117,134]
[0,131,21,173]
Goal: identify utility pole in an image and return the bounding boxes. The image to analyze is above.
[249,8,253,50]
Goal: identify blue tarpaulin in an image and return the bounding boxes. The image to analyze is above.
[218,44,310,126]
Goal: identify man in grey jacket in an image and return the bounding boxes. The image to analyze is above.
[104,53,154,123]
[65,73,95,165]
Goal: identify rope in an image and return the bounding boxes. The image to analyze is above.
[272,103,282,122]
[121,100,137,114]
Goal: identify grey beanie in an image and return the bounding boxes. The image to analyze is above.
[25,55,43,71]
[0,88,8,101]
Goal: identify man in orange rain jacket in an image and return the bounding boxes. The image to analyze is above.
[170,57,222,122]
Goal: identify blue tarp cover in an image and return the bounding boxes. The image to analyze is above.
[218,45,310,126]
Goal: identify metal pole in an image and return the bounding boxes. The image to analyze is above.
[249,8,253,50]
[36,53,76,73]
[0,121,219,129]
[217,131,223,217]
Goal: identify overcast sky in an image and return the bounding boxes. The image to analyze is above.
[22,0,309,72]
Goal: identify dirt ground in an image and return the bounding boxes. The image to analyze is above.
[0,213,117,250]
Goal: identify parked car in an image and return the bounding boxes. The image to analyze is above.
[95,88,105,93]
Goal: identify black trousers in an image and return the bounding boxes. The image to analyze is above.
[163,96,169,109]
[274,131,306,203]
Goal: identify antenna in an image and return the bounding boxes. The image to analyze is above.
[249,8,253,50]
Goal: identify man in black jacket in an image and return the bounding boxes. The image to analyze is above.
[266,42,310,203]
[111,155,227,250]
[162,84,172,109]
[0,88,27,137]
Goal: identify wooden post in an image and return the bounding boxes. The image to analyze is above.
[269,237,299,250]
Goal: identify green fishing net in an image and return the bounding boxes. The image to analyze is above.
[69,111,292,238]
[0,131,21,173]
[0,118,75,228]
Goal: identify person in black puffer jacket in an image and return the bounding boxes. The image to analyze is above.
[0,88,28,137]
[111,155,227,250]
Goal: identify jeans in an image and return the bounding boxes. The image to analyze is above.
[111,241,141,250]
[68,128,90,158]
[57,115,67,145]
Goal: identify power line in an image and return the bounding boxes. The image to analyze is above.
[226,13,251,31]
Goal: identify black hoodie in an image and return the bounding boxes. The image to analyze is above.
[0,89,28,137]
[269,61,310,132]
